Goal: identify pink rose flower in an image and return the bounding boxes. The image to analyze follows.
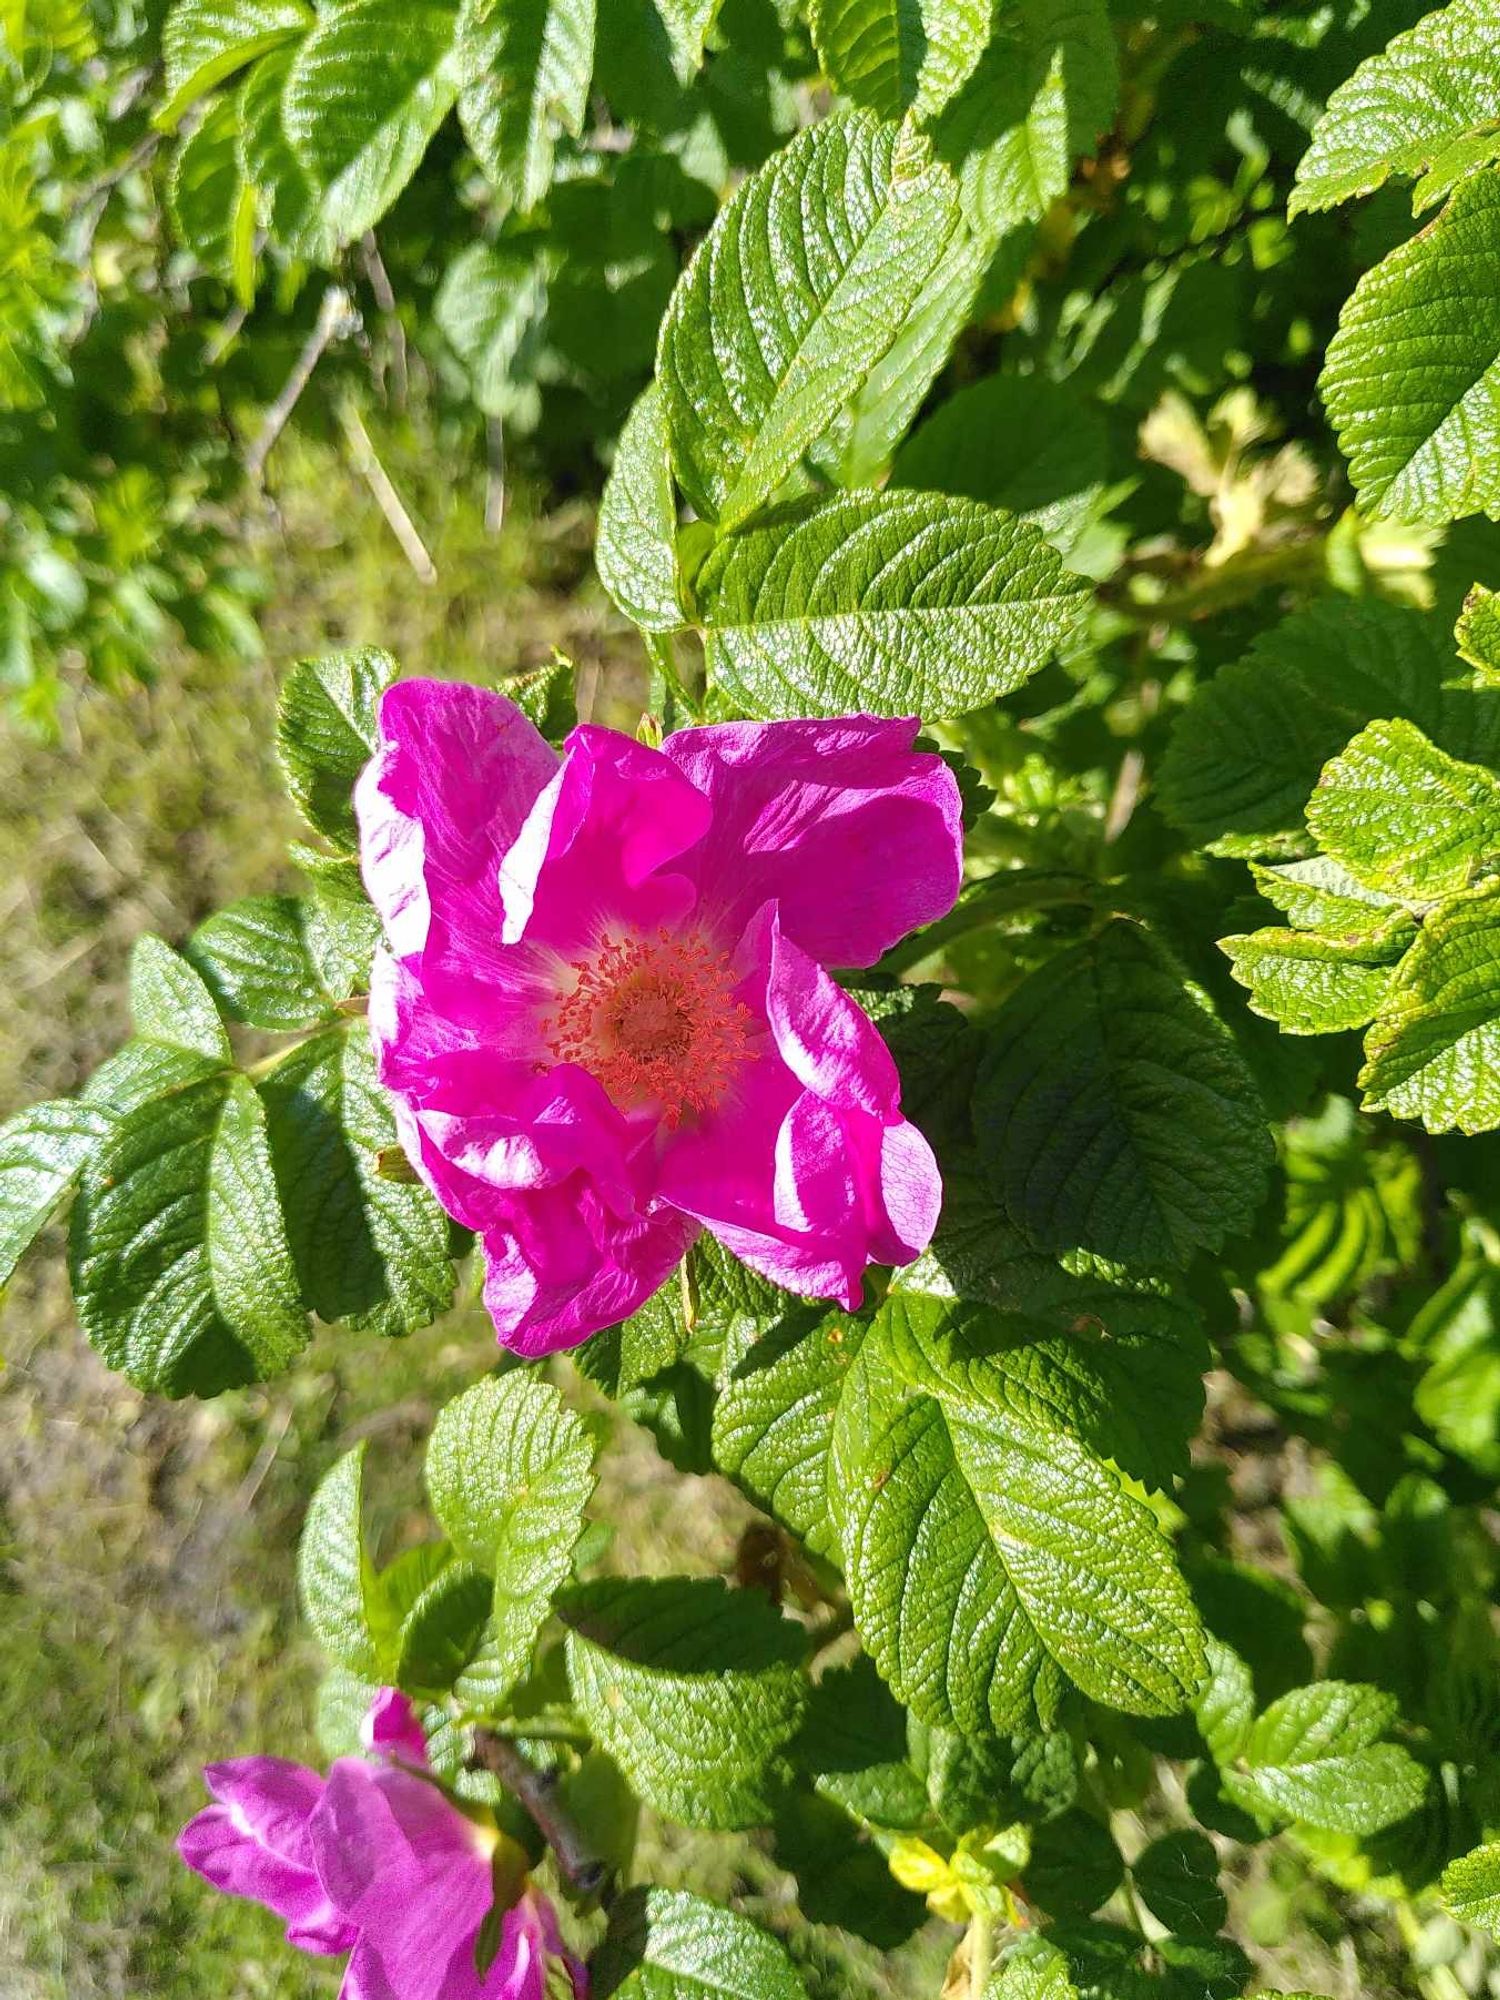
[355,683,963,1353]
[178,1690,585,2000]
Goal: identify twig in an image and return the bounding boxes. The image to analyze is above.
[360,232,409,407]
[337,397,438,583]
[246,285,357,483]
[469,1730,609,1902]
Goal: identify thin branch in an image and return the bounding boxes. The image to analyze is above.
[485,417,506,536]
[469,1730,609,1903]
[246,285,357,483]
[360,232,409,407]
[337,396,438,583]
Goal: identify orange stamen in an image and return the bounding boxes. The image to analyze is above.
[546,929,753,1124]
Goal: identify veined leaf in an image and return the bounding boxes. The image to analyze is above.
[159,0,311,128]
[1249,856,1400,933]
[1131,1830,1226,1940]
[1321,169,1500,526]
[1223,1681,1428,1834]
[1361,879,1500,1132]
[129,934,233,1062]
[845,1384,1204,1733]
[299,1443,384,1676]
[1291,0,1500,217]
[652,0,719,81]
[277,647,396,849]
[425,1372,596,1705]
[70,1070,307,1396]
[592,1888,810,2000]
[1458,581,1500,680]
[658,114,965,529]
[1221,923,1412,1037]
[433,243,548,423]
[1307,717,1500,900]
[394,1559,493,1697]
[1443,1839,1500,1938]
[168,94,257,304]
[695,488,1090,720]
[1261,1097,1422,1308]
[0,1097,112,1289]
[596,382,683,633]
[456,0,595,213]
[283,0,463,246]
[809,0,990,121]
[560,1576,807,1829]
[239,42,337,259]
[188,895,343,1031]
[974,921,1271,1269]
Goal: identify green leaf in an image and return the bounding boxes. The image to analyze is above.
[990,1939,1080,2000]
[299,1443,383,1677]
[651,0,719,81]
[792,1655,931,1831]
[1361,879,1500,1132]
[1223,1681,1428,1834]
[596,384,683,634]
[845,1382,1205,1735]
[433,243,548,424]
[1291,0,1500,218]
[1412,1259,1500,1466]
[657,114,965,529]
[394,1559,494,1696]
[1131,1830,1227,1940]
[878,1285,1208,1489]
[188,896,341,1031]
[711,1312,870,1560]
[1159,599,1500,857]
[1443,1839,1500,1938]
[283,0,463,246]
[893,372,1110,554]
[277,647,396,849]
[0,1097,112,1289]
[695,488,1090,720]
[159,0,311,128]
[1221,923,1411,1036]
[560,1577,807,1829]
[933,0,1119,243]
[1260,1097,1421,1308]
[1458,581,1500,680]
[239,43,338,259]
[169,92,257,302]
[426,1373,596,1704]
[1321,169,1500,526]
[809,0,990,120]
[258,1018,454,1335]
[1195,1635,1255,1766]
[1306,718,1500,899]
[592,1887,810,2000]
[1248,856,1400,933]
[974,921,1271,1268]
[129,934,233,1062]
[456,0,595,212]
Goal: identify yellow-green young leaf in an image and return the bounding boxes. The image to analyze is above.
[1158,598,1500,856]
[657,114,965,528]
[560,1577,807,1830]
[129,934,233,1061]
[1321,170,1500,526]
[809,0,990,121]
[974,922,1271,1269]
[1221,922,1412,1037]
[1361,879,1500,1132]
[456,0,595,212]
[592,1888,810,2000]
[845,1383,1205,1736]
[1307,718,1500,899]
[0,1097,112,1288]
[238,43,337,259]
[1443,1839,1500,1937]
[596,383,683,634]
[158,0,311,128]
[283,0,463,245]
[1458,581,1500,680]
[69,1069,308,1396]
[1291,0,1500,218]
[299,1443,383,1676]
[1223,1681,1428,1834]
[1249,856,1400,933]
[933,0,1119,244]
[425,1373,596,1706]
[257,1019,455,1336]
[695,489,1090,720]
[989,1939,1080,2000]
[433,243,548,424]
[169,95,258,303]
[277,647,397,849]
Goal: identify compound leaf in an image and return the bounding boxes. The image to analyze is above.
[1223,1681,1428,1834]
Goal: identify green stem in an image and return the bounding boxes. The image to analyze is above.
[1104,536,1327,626]
[968,1907,995,1999]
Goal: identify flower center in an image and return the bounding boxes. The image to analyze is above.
[547,929,752,1123]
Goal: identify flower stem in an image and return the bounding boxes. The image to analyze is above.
[469,1728,609,1904]
[968,1907,995,1998]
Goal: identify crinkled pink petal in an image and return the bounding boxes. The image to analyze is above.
[355,679,558,967]
[662,715,962,967]
[361,1690,429,1771]
[499,726,710,950]
[760,915,900,1117]
[178,1758,355,1955]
